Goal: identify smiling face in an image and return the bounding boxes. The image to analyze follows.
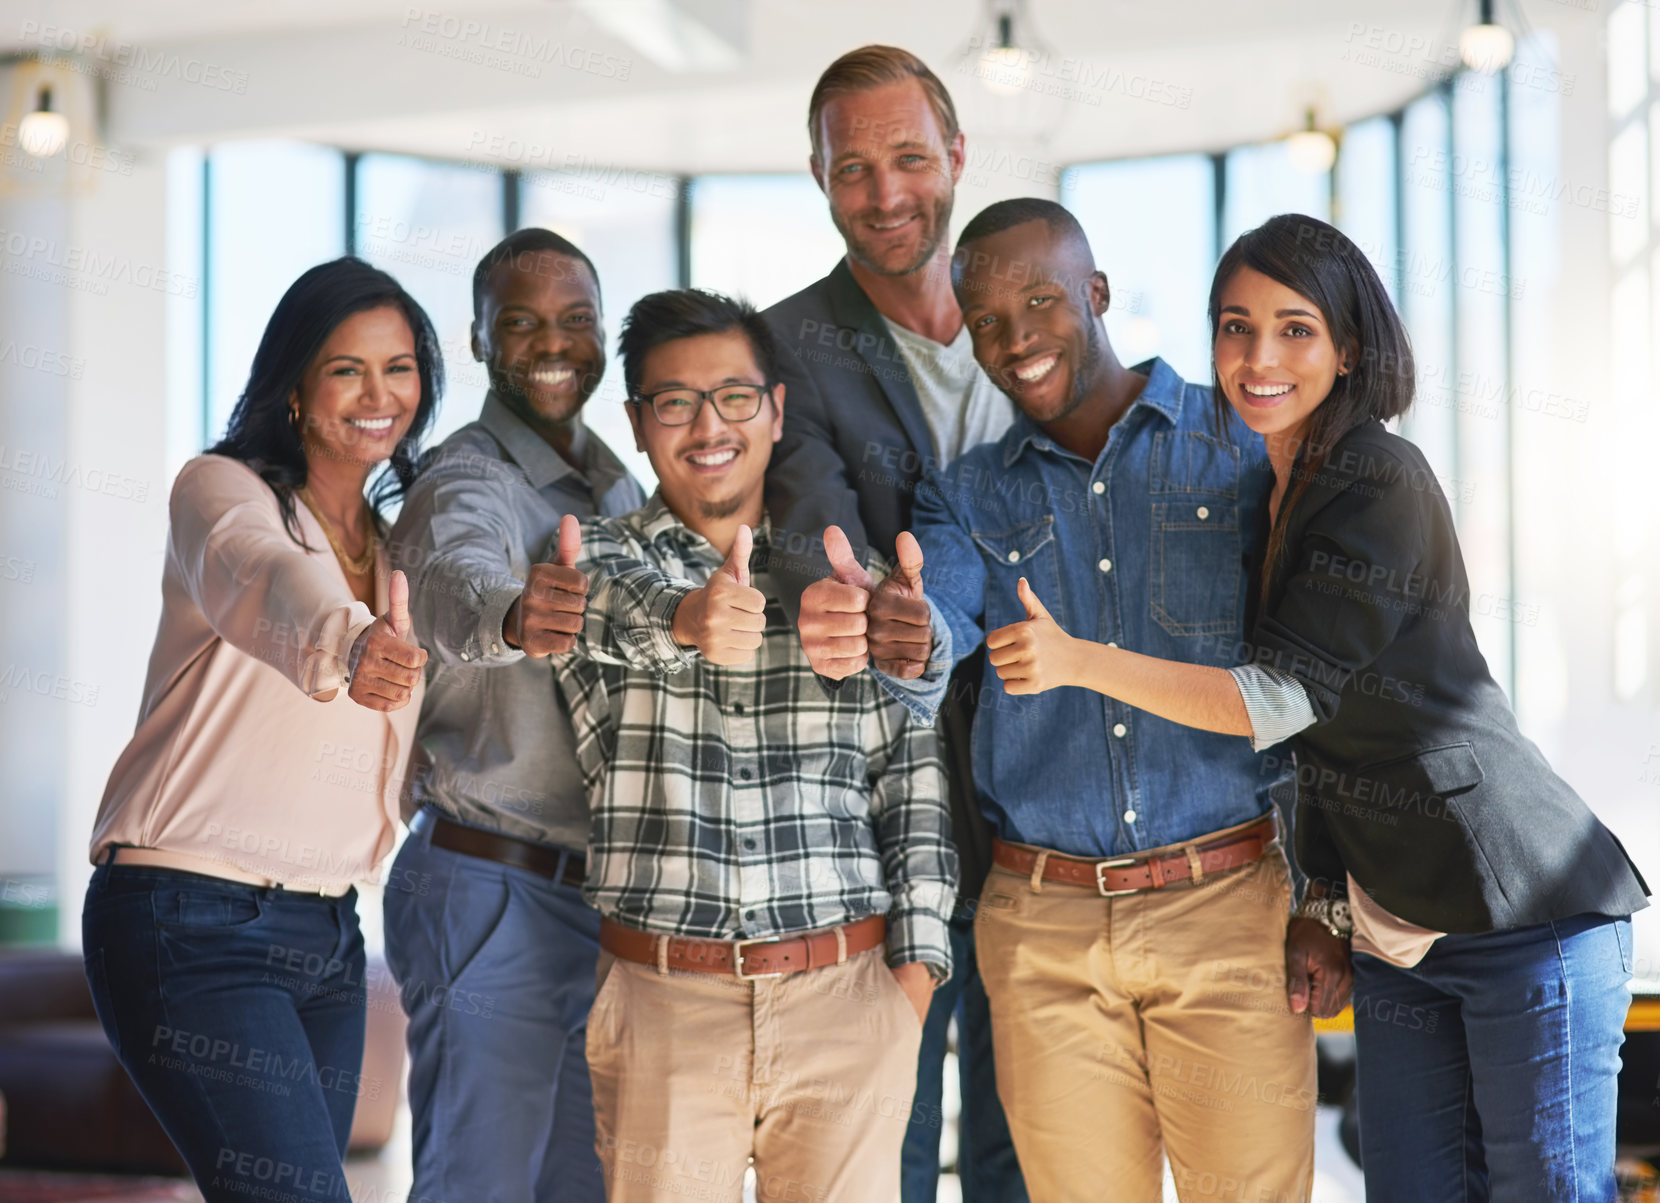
[474,250,604,438]
[1213,266,1348,452]
[627,329,784,528]
[814,80,963,278]
[292,305,421,470]
[955,218,1109,426]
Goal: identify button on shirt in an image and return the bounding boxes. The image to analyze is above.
[389,393,643,850]
[553,497,957,976]
[897,358,1284,858]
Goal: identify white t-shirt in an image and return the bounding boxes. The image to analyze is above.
[881,316,1016,468]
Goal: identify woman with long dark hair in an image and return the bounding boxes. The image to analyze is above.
[987,214,1647,1201]
[83,257,439,1202]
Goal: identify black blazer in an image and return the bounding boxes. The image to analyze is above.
[761,259,995,899]
[1252,421,1648,933]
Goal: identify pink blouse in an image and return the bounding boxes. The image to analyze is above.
[89,455,422,893]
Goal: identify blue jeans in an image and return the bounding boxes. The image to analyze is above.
[1353,912,1632,1203]
[384,813,604,1203]
[902,913,1028,1203]
[82,864,366,1203]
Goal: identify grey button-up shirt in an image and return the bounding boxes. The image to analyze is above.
[389,392,644,849]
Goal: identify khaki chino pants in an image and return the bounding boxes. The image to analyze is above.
[975,849,1316,1203]
[585,945,923,1202]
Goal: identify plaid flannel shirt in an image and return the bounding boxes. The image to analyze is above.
[552,493,956,977]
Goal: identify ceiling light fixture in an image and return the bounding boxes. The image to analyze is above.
[1285,108,1337,175]
[1459,0,1515,74]
[18,84,69,158]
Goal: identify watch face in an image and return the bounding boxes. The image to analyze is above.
[1330,900,1351,926]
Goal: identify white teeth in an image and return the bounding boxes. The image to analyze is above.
[869,216,913,231]
[349,417,394,431]
[688,449,738,466]
[1013,354,1058,383]
[1243,383,1294,397]
[529,366,575,386]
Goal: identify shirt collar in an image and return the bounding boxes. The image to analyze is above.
[632,491,773,562]
[1000,356,1188,467]
[479,391,590,491]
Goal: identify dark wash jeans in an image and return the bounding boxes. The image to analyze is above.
[1353,912,1632,1203]
[82,864,367,1203]
[901,913,1029,1203]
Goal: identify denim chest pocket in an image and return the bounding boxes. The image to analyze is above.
[1150,501,1243,637]
[1147,431,1244,637]
[970,517,1062,627]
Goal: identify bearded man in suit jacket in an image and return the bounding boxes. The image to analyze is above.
[761,43,1027,1203]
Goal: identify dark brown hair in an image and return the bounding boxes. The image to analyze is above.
[1208,214,1415,604]
[807,45,959,164]
[208,256,443,545]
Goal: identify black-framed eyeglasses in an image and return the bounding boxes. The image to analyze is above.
[632,383,771,427]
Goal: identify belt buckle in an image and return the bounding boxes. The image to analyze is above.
[732,937,785,981]
[1094,857,1142,897]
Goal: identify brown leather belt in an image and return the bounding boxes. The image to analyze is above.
[599,914,886,980]
[411,808,585,888]
[992,812,1279,897]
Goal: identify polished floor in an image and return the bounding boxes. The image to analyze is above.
[0,1095,1368,1202]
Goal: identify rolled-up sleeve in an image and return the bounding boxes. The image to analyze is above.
[1229,664,1318,752]
[867,689,957,981]
[388,454,528,670]
[871,471,983,724]
[1249,473,1427,723]
[574,519,698,674]
[169,457,373,699]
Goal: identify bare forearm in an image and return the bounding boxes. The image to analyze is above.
[1071,642,1253,737]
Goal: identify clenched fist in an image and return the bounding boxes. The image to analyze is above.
[349,569,428,712]
[671,524,766,665]
[798,526,875,679]
[866,530,930,680]
[504,513,588,658]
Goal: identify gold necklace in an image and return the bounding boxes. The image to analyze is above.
[295,484,378,577]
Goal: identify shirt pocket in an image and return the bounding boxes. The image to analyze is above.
[1150,500,1242,637]
[970,516,1061,631]
[1149,431,1245,638]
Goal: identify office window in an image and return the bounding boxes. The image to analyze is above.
[355,154,504,448]
[1061,155,1215,383]
[1395,91,1458,482]
[519,169,680,489]
[205,141,346,442]
[1222,138,1331,246]
[687,174,845,309]
[1335,116,1400,305]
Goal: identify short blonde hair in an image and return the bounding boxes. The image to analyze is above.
[807,45,960,163]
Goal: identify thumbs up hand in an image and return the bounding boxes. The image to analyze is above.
[986,577,1076,695]
[504,513,589,659]
[866,532,933,680]
[798,526,876,679]
[349,569,429,712]
[671,524,767,665]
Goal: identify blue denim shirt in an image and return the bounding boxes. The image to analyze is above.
[903,358,1283,858]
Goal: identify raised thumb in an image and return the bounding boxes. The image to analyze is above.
[1017,576,1050,621]
[724,524,753,586]
[823,525,873,590]
[387,569,412,640]
[895,531,925,588]
[555,512,581,568]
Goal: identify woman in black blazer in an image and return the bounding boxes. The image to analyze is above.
[987,213,1647,1202]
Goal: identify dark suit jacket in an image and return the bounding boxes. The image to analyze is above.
[1253,420,1648,933]
[762,259,996,903]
